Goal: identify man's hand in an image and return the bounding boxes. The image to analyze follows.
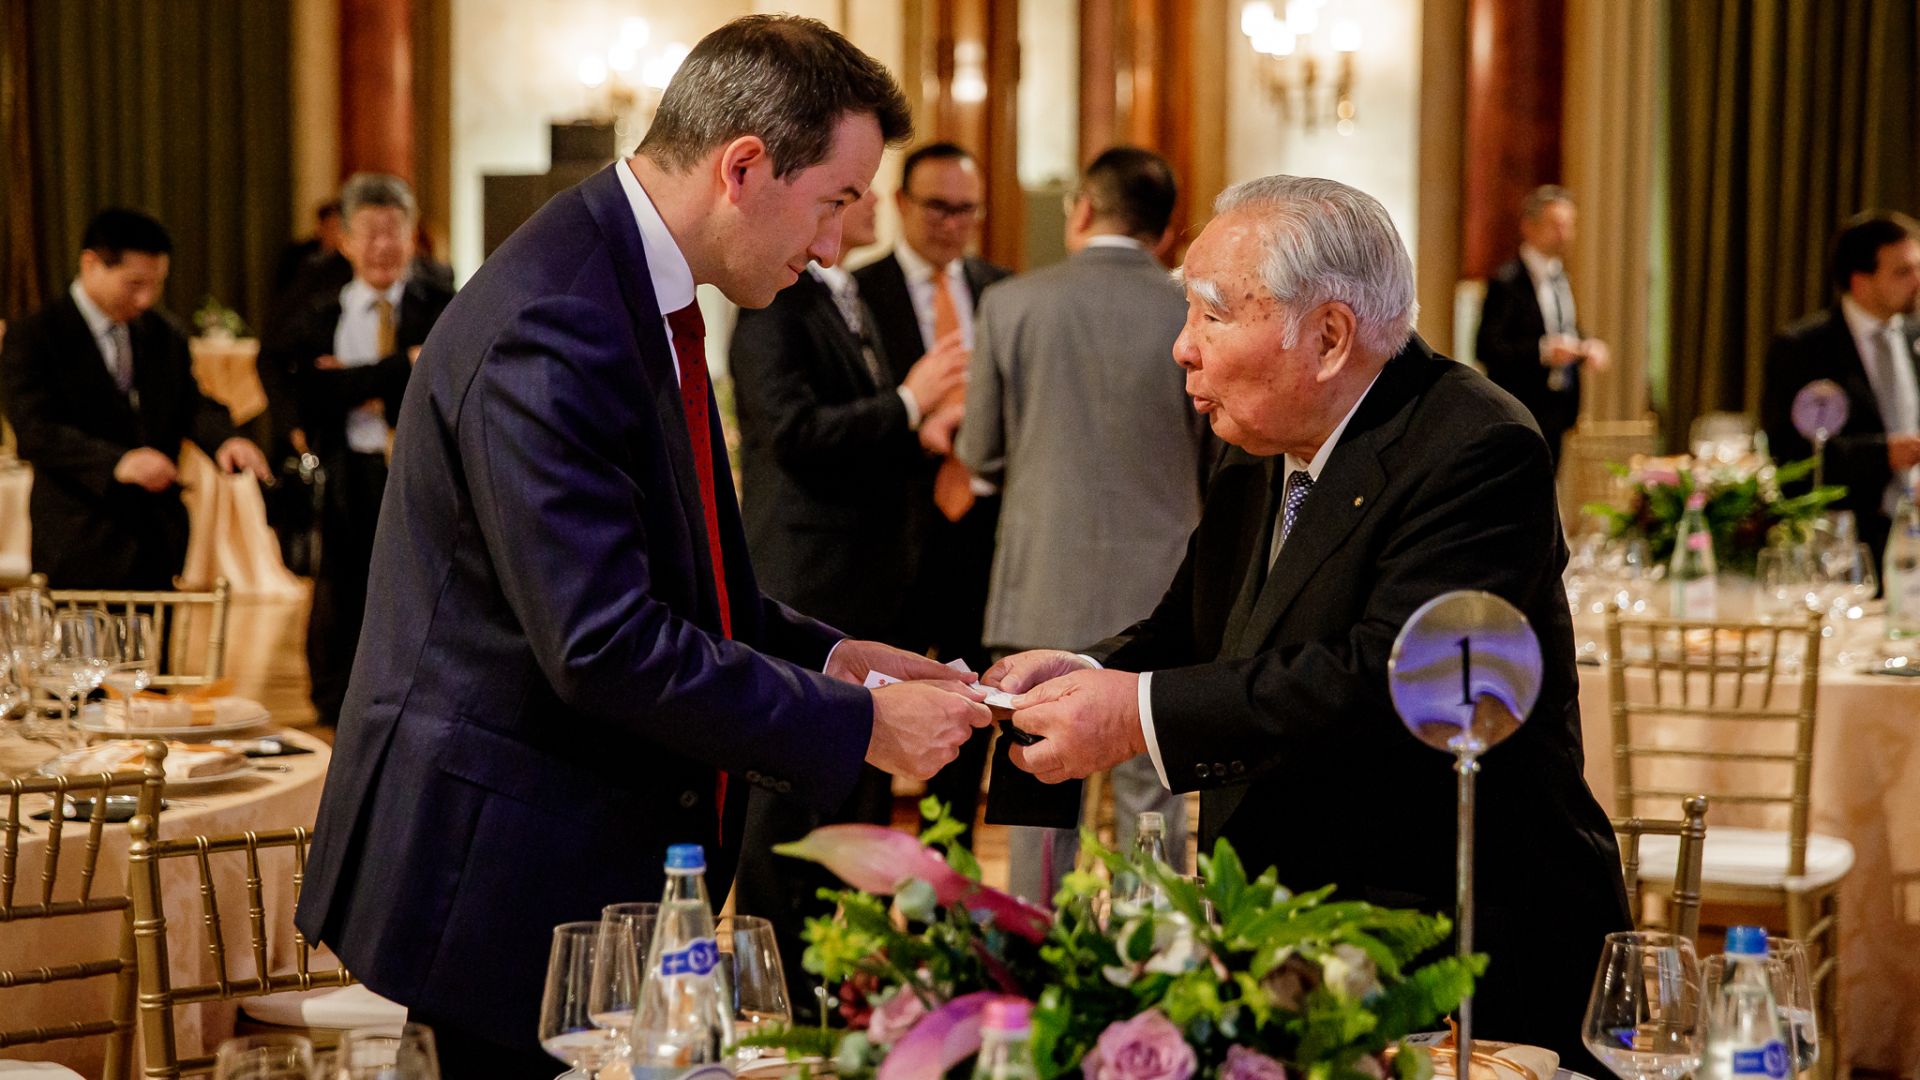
[1542,334,1584,368]
[1891,434,1920,471]
[113,447,177,492]
[314,353,343,371]
[408,345,423,364]
[1581,338,1611,371]
[215,438,272,482]
[1005,669,1146,784]
[827,637,977,685]
[902,331,970,415]
[982,649,1096,694]
[918,401,966,455]
[867,680,994,780]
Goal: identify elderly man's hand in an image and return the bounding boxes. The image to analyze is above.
[215,438,272,482]
[867,680,993,781]
[983,649,1097,694]
[827,638,976,685]
[1006,668,1146,784]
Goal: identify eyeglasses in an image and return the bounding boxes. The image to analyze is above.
[905,194,982,222]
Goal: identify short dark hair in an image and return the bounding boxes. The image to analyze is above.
[639,15,911,179]
[317,200,342,221]
[1080,146,1177,239]
[900,142,975,193]
[1521,184,1574,221]
[339,172,418,224]
[81,208,172,265]
[1831,211,1920,293]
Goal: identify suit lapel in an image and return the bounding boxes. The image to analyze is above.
[1817,308,1884,434]
[53,298,140,436]
[799,273,879,394]
[858,256,926,377]
[1218,458,1283,651]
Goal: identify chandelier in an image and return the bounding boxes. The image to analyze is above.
[1239,0,1363,135]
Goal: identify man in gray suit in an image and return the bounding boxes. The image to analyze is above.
[956,147,1209,901]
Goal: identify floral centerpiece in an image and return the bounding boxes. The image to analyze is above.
[1581,453,1845,576]
[750,800,1482,1080]
[192,295,249,340]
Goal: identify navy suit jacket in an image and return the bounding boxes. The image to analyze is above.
[295,163,874,1048]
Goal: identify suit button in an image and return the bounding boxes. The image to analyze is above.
[678,790,700,809]
[1212,762,1227,777]
[745,770,762,784]
[775,780,792,794]
[1230,761,1246,776]
[1194,763,1210,780]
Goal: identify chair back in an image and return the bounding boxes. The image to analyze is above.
[0,741,167,1078]
[127,816,354,1079]
[1612,794,1709,941]
[48,578,231,689]
[1605,610,1822,877]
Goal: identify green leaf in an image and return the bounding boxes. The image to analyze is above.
[1393,1043,1435,1080]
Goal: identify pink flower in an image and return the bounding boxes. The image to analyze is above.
[1081,1010,1196,1080]
[776,825,1053,944]
[868,986,934,1047]
[1220,1046,1289,1080]
[875,992,1026,1080]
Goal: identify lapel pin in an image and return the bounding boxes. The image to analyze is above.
[1353,496,1364,507]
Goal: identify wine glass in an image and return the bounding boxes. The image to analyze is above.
[213,1034,314,1079]
[540,921,628,1078]
[101,613,159,720]
[44,608,118,726]
[717,915,791,1061]
[1757,547,1813,621]
[1582,931,1703,1080]
[333,1023,441,1079]
[591,902,659,1036]
[1823,542,1878,665]
[2,588,55,714]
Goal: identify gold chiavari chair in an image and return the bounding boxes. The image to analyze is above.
[127,817,356,1079]
[48,578,231,690]
[1605,609,1849,1078]
[0,742,168,1078]
[1612,794,1709,941]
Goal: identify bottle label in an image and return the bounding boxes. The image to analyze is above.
[1731,1042,1789,1079]
[1688,531,1711,551]
[1678,577,1718,619]
[659,937,720,977]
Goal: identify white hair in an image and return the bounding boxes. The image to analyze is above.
[1211,174,1418,357]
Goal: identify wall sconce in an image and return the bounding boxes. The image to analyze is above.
[575,18,691,142]
[1240,0,1362,135]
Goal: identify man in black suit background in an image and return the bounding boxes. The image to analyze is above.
[1475,185,1610,470]
[260,173,455,727]
[0,209,270,587]
[855,142,1011,834]
[1763,212,1920,566]
[989,175,1629,1068]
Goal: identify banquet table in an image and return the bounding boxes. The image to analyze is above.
[1575,638,1920,1073]
[0,727,331,1075]
[189,336,267,428]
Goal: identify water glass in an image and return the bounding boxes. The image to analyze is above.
[46,608,118,724]
[213,1034,314,1079]
[1582,931,1703,1080]
[1704,941,1820,1074]
[590,901,659,1034]
[539,921,628,1075]
[334,1023,441,1079]
[717,915,791,1059]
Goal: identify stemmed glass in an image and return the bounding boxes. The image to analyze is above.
[333,1023,441,1079]
[1819,542,1877,665]
[1582,931,1704,1080]
[540,921,629,1079]
[2,587,55,720]
[40,608,119,736]
[717,915,792,1061]
[590,902,659,1040]
[101,613,158,721]
[213,1034,314,1079]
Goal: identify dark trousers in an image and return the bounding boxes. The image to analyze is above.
[406,1008,560,1080]
[307,451,386,725]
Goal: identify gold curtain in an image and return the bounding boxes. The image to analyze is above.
[22,0,293,330]
[1666,0,1920,452]
[1,0,42,319]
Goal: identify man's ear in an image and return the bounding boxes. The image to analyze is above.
[718,135,772,204]
[1313,302,1360,384]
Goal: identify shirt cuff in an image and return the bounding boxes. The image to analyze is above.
[1137,671,1170,790]
[897,387,922,429]
[823,638,849,674]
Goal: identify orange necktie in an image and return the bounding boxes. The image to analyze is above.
[930,272,975,521]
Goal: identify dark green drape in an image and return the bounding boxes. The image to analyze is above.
[1665,0,1920,451]
[20,0,291,331]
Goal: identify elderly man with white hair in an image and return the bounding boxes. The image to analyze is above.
[988,175,1630,1064]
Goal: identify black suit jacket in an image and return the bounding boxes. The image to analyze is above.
[731,270,933,640]
[1761,306,1920,561]
[1088,339,1628,1061]
[1476,256,1581,456]
[259,276,455,462]
[294,163,873,1050]
[0,295,238,587]
[854,252,1011,376]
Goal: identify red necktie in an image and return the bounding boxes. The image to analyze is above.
[666,302,732,832]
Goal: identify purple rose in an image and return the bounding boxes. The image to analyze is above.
[1081,1010,1196,1080]
[867,986,934,1047]
[1220,1046,1289,1080]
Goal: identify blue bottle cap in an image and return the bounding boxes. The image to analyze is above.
[1725,925,1768,956]
[665,843,706,871]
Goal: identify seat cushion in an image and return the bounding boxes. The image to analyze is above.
[0,1063,87,1078]
[1638,826,1855,892]
[239,983,408,1031]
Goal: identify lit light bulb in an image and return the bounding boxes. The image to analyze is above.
[619,17,651,50]
[1253,24,1296,56]
[1331,20,1362,53]
[608,43,637,73]
[1240,1,1277,38]
[641,43,691,90]
[577,55,608,89]
[1286,0,1318,35]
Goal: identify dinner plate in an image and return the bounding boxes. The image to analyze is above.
[73,698,272,738]
[35,746,256,789]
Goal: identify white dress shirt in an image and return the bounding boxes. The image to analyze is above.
[1519,244,1577,340]
[1841,295,1920,513]
[616,157,698,387]
[1134,373,1381,790]
[333,277,408,454]
[69,280,132,391]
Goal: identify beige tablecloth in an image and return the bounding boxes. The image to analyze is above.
[0,728,331,1075]
[1577,656,1920,1073]
[0,448,302,599]
[189,336,266,427]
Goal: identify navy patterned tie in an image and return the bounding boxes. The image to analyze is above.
[1281,469,1315,544]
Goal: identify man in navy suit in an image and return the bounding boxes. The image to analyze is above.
[296,17,991,1076]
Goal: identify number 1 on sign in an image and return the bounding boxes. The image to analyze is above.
[1457,636,1472,706]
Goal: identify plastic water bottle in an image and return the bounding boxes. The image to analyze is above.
[970,1000,1039,1080]
[1670,491,1719,620]
[1885,483,1920,640]
[1702,926,1791,1080]
[1130,812,1171,910]
[631,844,735,1080]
